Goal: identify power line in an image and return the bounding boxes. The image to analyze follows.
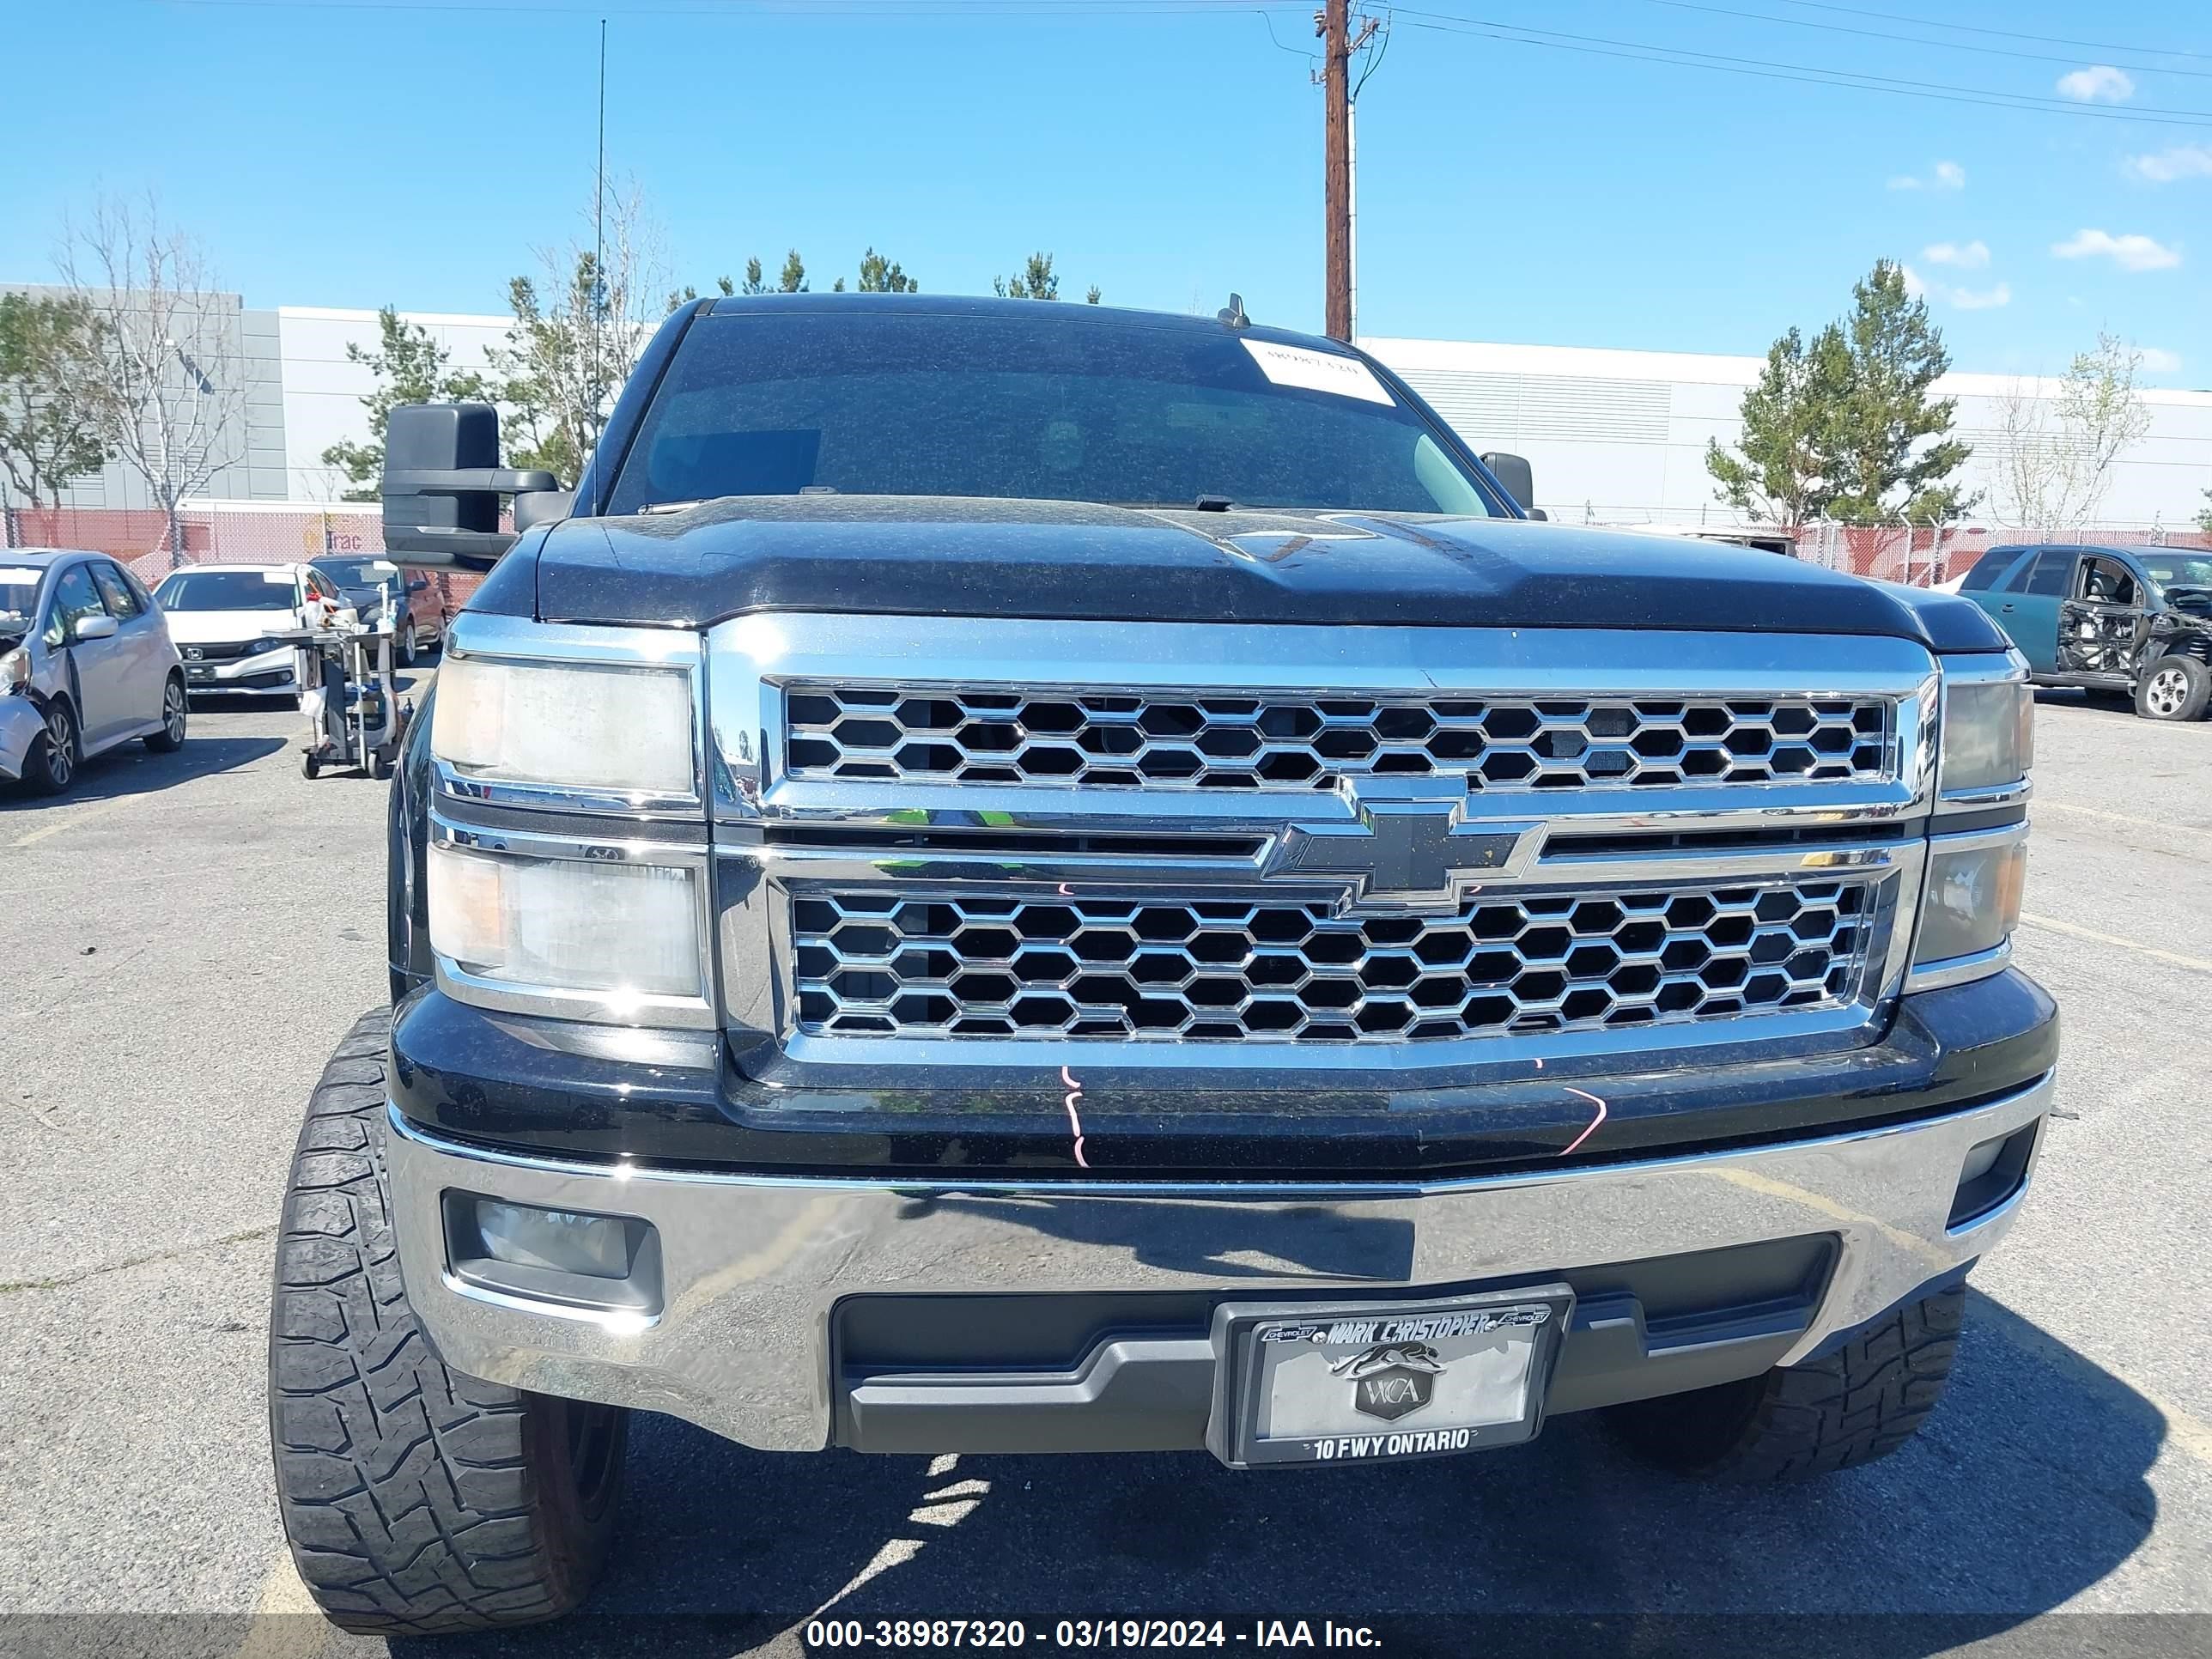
[141,0,2212,127]
[1628,0,2212,83]
[1390,8,2212,126]
[1761,0,2212,64]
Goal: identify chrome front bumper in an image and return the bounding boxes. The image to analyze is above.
[384,1071,2052,1452]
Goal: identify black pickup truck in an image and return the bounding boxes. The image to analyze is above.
[266,295,2054,1633]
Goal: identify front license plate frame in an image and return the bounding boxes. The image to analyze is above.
[1205,1285,1575,1469]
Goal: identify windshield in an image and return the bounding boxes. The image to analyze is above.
[312,556,401,589]
[2142,555,2212,589]
[606,312,1499,518]
[155,569,300,611]
[0,567,41,636]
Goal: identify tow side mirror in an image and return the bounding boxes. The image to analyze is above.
[380,404,560,570]
[1480,451,1540,517]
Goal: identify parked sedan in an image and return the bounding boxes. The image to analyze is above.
[309,555,442,666]
[153,562,349,704]
[1960,543,2212,720]
[1,550,188,795]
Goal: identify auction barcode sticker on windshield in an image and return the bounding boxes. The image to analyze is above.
[1241,338,1395,405]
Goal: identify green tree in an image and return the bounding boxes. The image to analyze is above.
[1705,325,1850,529]
[2197,488,2212,535]
[1708,259,1973,530]
[489,179,675,481]
[1826,259,1974,525]
[740,257,768,296]
[319,306,489,502]
[995,252,1060,300]
[856,247,918,293]
[0,292,109,507]
[779,250,808,294]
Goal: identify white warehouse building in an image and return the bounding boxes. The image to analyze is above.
[1364,336,2212,533]
[17,291,2208,535]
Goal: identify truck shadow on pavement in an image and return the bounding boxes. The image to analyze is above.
[0,733,284,812]
[389,1288,2173,1659]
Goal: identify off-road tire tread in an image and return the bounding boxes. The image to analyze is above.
[267,1008,620,1633]
[1609,1289,1963,1483]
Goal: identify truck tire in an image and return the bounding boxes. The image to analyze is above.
[1605,1288,1962,1482]
[2135,654,2211,722]
[268,1009,628,1633]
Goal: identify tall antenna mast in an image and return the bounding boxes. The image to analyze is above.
[594,17,606,444]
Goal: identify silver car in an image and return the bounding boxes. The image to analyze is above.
[0,550,188,796]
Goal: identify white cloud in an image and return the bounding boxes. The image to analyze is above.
[2139,347,2183,372]
[2057,64,2136,102]
[1902,266,2012,310]
[2051,228,2183,270]
[2126,145,2212,183]
[1923,240,1990,270]
[1887,160,1965,191]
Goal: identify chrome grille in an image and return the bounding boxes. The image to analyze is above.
[781,687,1892,791]
[792,881,1874,1043]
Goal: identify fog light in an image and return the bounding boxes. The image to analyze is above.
[1959,1134,2007,1186]
[476,1200,630,1279]
[1948,1121,2039,1230]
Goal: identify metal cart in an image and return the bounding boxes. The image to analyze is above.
[299,611,413,780]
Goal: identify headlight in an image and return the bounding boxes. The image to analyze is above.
[1,643,27,693]
[428,842,703,1001]
[1938,666,2033,796]
[247,636,284,656]
[1914,830,2027,973]
[433,653,696,800]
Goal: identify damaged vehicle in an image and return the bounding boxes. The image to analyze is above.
[2,550,187,796]
[1960,543,2212,720]
[266,296,2055,1633]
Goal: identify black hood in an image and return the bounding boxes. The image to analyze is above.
[517,497,2008,653]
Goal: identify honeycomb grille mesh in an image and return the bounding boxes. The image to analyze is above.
[781,687,1892,792]
[793,882,1874,1043]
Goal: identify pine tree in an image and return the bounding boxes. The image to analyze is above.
[1705,325,1850,529]
[1826,260,1975,525]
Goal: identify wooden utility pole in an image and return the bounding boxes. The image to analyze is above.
[1321,0,1352,341]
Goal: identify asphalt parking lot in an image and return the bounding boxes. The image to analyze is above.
[2,685,2208,1659]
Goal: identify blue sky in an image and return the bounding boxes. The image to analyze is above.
[5,0,2208,381]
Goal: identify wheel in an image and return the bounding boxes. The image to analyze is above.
[23,700,78,796]
[301,753,319,780]
[2135,655,2211,722]
[144,675,189,753]
[368,749,392,781]
[269,1009,629,1633]
[1607,1287,1963,1482]
[398,623,417,668]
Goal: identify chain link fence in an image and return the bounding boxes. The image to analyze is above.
[12,497,2208,605]
[3,501,481,612]
[1785,523,2212,586]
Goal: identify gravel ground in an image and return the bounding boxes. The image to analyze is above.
[1,684,2207,1659]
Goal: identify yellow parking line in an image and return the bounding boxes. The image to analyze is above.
[226,1546,324,1659]
[9,797,129,848]
[2035,799,2212,844]
[2019,912,2212,976]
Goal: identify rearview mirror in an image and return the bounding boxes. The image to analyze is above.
[380,404,560,570]
[73,613,119,642]
[1480,451,1539,516]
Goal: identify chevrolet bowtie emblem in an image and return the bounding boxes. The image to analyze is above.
[1264,784,1537,915]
